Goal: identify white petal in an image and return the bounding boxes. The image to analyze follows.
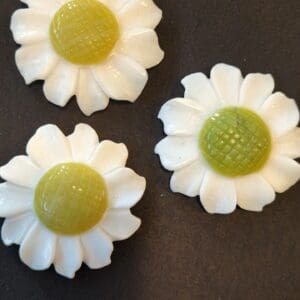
[10,9,50,44]
[200,171,237,214]
[99,0,128,12]
[93,54,148,102]
[181,73,221,112]
[20,0,64,15]
[118,0,162,29]
[43,60,79,107]
[261,155,300,193]
[100,209,141,241]
[155,136,199,171]
[0,183,33,218]
[54,237,83,279]
[235,174,275,212]
[170,160,205,197]
[158,98,205,136]
[1,212,35,246]
[274,127,300,159]
[68,124,99,162]
[0,156,41,188]
[210,63,243,106]
[104,168,146,209]
[118,28,164,68]
[26,124,72,169]
[15,41,59,84]
[20,222,57,270]
[239,73,274,110]
[259,92,299,138]
[81,227,113,269]
[89,141,128,175]
[77,69,109,116]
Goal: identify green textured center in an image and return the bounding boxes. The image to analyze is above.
[199,107,272,177]
[34,163,108,235]
[50,0,120,65]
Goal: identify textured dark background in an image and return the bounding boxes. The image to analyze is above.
[0,0,300,299]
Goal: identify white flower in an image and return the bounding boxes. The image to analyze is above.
[0,124,146,278]
[11,0,164,115]
[155,63,300,214]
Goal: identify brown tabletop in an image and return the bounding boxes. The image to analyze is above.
[0,0,299,299]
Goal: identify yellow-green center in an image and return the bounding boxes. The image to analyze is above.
[199,107,272,177]
[34,163,108,235]
[50,0,120,65]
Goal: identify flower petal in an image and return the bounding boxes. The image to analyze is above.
[43,60,79,107]
[259,92,299,138]
[10,9,50,44]
[274,127,300,159]
[157,98,205,136]
[54,237,83,279]
[20,0,64,15]
[235,174,275,212]
[239,73,274,110]
[15,41,59,84]
[104,168,146,209]
[26,124,72,169]
[100,208,141,241]
[77,69,109,116]
[181,73,220,112]
[261,155,300,193]
[99,0,128,12]
[81,227,113,269]
[1,212,35,246]
[68,124,99,162]
[93,54,148,102]
[155,136,199,171]
[200,171,237,214]
[89,141,128,175]
[118,28,164,68]
[118,0,162,29]
[0,183,33,218]
[0,156,41,188]
[210,63,243,106]
[20,222,57,270]
[170,160,205,197]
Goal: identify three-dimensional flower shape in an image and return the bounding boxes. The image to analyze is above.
[0,124,146,278]
[155,63,300,214]
[11,0,164,115]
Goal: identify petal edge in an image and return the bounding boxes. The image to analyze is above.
[100,208,141,241]
[104,168,146,209]
[200,171,237,214]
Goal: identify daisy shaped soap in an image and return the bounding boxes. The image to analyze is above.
[155,63,300,214]
[0,124,146,278]
[11,0,164,115]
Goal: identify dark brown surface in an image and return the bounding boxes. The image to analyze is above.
[0,0,300,299]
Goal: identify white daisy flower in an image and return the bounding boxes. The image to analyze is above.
[155,63,300,214]
[0,124,146,278]
[11,0,164,115]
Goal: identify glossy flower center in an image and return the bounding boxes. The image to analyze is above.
[34,163,108,235]
[50,0,120,65]
[199,107,271,177]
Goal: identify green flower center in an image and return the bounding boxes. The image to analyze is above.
[34,163,108,235]
[199,107,272,177]
[50,0,120,65]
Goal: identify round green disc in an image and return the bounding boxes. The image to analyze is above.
[199,107,272,177]
[50,0,120,65]
[34,163,108,235]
